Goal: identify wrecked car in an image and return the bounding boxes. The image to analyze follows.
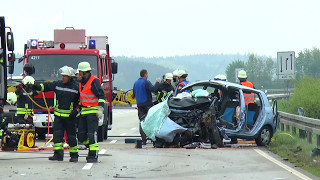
[141,80,278,148]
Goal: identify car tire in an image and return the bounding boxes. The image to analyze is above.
[255,126,272,146]
[210,126,223,147]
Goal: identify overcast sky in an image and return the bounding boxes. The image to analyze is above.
[3,0,320,57]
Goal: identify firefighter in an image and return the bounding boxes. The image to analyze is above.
[155,73,174,104]
[77,62,106,163]
[32,66,79,162]
[238,70,255,105]
[174,70,189,96]
[15,76,37,124]
[172,69,179,88]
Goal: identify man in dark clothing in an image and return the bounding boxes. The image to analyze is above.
[155,73,174,104]
[133,69,160,145]
[15,76,37,125]
[77,62,106,163]
[33,66,79,162]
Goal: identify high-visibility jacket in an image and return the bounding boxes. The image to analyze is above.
[15,86,36,118]
[80,75,99,107]
[240,80,254,105]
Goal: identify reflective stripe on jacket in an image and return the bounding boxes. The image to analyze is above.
[80,75,99,107]
[240,80,255,105]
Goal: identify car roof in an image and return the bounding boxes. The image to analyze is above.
[184,80,264,94]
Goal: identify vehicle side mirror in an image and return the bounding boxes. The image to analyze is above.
[7,31,14,51]
[8,52,15,62]
[111,62,118,74]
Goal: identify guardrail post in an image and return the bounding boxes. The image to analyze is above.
[286,125,290,132]
[299,129,306,139]
[317,135,320,147]
[281,123,284,131]
[292,127,296,135]
[307,131,312,144]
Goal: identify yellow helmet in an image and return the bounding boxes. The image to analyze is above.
[238,70,247,79]
[22,76,35,85]
[6,92,17,105]
[77,62,91,72]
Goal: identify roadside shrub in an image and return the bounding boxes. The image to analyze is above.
[287,77,320,119]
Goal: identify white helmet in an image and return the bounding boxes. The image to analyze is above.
[6,92,17,105]
[172,69,179,76]
[238,70,247,79]
[220,75,227,81]
[177,70,188,77]
[77,62,92,72]
[59,66,75,77]
[165,73,173,80]
[214,74,221,80]
[22,76,35,85]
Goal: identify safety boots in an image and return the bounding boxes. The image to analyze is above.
[49,150,64,161]
[86,150,98,163]
[69,152,79,163]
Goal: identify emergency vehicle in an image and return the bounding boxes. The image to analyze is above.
[21,28,117,141]
[0,16,15,114]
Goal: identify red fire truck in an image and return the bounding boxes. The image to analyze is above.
[21,28,117,141]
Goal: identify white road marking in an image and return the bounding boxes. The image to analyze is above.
[130,127,137,131]
[254,149,312,180]
[120,133,127,136]
[82,163,93,170]
[110,140,117,144]
[99,149,106,155]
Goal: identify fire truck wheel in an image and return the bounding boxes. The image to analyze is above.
[24,132,35,148]
[104,128,108,140]
[98,125,105,142]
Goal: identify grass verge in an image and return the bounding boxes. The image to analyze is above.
[268,131,320,177]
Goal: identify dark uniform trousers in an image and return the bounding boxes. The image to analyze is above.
[78,113,99,158]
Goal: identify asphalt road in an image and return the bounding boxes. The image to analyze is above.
[0,108,318,180]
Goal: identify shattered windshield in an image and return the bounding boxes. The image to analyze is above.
[27,54,98,81]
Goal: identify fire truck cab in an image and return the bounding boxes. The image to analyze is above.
[22,28,117,141]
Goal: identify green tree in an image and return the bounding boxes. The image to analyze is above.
[225,60,245,82]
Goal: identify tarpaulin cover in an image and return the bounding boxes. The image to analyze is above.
[141,99,171,141]
[191,89,209,97]
[155,117,187,142]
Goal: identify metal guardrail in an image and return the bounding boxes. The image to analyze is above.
[267,94,290,100]
[279,111,320,147]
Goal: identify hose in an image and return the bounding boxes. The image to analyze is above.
[20,86,54,148]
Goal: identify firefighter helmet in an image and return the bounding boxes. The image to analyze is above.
[177,70,188,77]
[165,73,173,80]
[6,92,17,105]
[59,66,75,77]
[238,70,247,79]
[214,74,221,80]
[22,76,35,85]
[77,62,91,72]
[220,75,227,81]
[172,69,179,76]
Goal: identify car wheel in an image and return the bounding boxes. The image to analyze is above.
[210,126,223,147]
[255,126,272,146]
